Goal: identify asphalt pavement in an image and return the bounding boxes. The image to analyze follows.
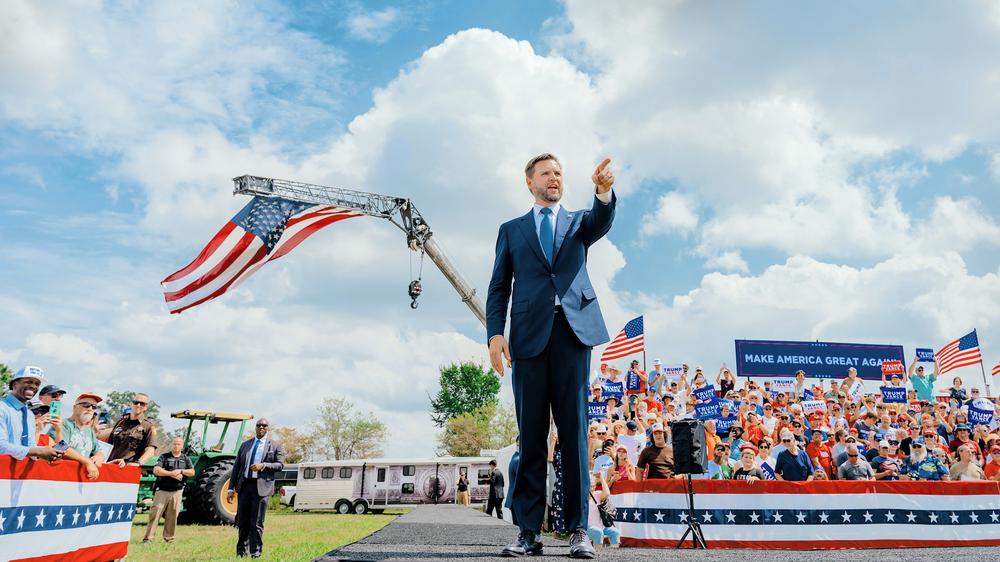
[315,505,995,562]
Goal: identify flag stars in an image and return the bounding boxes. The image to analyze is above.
[127,507,135,520]
[818,512,829,523]
[35,509,46,528]
[726,512,736,523]
[841,512,851,523]
[632,510,641,522]
[72,510,81,525]
[0,511,6,532]
[928,513,938,523]
[84,508,92,523]
[884,511,895,522]
[862,511,873,522]
[969,512,979,523]
[906,512,917,522]
[991,512,999,523]
[117,507,124,520]
[95,507,103,522]
[654,511,664,522]
[771,512,783,523]
[55,509,65,526]
[678,512,688,523]
[17,511,26,529]
[795,512,806,523]
[701,512,713,523]
[749,512,760,523]
[949,512,959,524]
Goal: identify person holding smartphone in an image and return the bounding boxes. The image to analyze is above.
[32,401,99,479]
[0,366,63,462]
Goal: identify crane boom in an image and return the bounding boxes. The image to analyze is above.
[232,174,487,327]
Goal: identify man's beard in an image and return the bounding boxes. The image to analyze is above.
[79,411,94,423]
[911,449,927,463]
[533,184,562,203]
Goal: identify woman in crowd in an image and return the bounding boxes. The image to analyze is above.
[949,444,985,480]
[733,445,764,482]
[612,444,636,482]
[716,366,736,397]
[456,469,470,506]
[948,377,967,403]
[586,471,620,548]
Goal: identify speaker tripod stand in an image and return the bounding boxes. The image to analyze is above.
[674,474,707,549]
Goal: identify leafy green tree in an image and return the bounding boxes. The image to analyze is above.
[429,361,500,427]
[0,363,11,395]
[437,402,518,457]
[311,395,388,460]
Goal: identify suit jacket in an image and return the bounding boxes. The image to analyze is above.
[486,193,616,359]
[230,437,285,497]
[489,467,505,500]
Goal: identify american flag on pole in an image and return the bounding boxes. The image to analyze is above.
[601,316,644,361]
[162,196,362,314]
[935,330,983,376]
[612,479,1000,550]
[992,362,1000,378]
[0,458,141,561]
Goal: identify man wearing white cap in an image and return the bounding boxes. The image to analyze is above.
[647,359,666,398]
[0,366,63,461]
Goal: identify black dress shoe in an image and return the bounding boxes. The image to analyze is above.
[501,530,543,557]
[568,528,596,559]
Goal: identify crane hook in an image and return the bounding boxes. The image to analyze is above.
[408,280,423,309]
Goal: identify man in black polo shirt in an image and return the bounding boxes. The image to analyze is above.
[143,436,194,543]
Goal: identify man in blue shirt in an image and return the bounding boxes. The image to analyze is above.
[0,366,63,462]
[774,431,814,481]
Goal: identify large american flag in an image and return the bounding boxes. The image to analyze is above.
[1,458,141,561]
[162,197,361,314]
[612,479,1000,550]
[935,330,983,376]
[601,316,644,361]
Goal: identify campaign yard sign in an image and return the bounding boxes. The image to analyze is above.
[626,370,644,392]
[771,378,796,394]
[848,380,864,400]
[881,386,907,404]
[693,384,717,403]
[716,415,737,434]
[881,360,904,377]
[602,380,624,400]
[801,400,827,414]
[968,398,995,426]
[588,401,607,420]
[696,400,723,420]
[915,348,935,362]
[735,339,906,381]
[663,364,684,381]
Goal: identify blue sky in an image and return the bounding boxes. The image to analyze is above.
[2,1,999,456]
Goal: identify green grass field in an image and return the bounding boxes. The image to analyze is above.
[127,507,401,562]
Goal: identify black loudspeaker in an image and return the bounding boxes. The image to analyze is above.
[670,419,708,475]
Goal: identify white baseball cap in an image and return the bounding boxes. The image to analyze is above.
[12,366,45,383]
[653,358,662,365]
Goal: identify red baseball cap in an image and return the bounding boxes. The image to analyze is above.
[75,392,103,404]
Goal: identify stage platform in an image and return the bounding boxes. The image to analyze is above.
[315,504,996,561]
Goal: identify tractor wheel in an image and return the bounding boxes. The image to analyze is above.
[190,459,238,525]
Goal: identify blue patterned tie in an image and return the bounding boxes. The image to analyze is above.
[246,439,260,477]
[539,207,554,264]
[21,406,29,446]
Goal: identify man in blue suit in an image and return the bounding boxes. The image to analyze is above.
[488,153,615,558]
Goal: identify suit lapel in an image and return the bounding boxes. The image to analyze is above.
[516,211,549,269]
[553,207,573,263]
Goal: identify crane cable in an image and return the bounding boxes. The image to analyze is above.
[408,245,425,309]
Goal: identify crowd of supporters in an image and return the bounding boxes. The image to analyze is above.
[569,358,1000,546]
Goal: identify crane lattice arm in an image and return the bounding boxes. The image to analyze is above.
[232,174,486,327]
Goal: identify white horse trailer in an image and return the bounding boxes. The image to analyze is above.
[294,456,496,514]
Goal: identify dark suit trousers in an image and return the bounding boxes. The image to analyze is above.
[236,481,268,557]
[486,494,504,519]
[511,309,589,533]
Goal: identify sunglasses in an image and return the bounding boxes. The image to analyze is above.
[848,453,858,457]
[912,444,924,448]
[888,440,899,445]
[256,424,269,428]
[132,400,148,406]
[782,439,792,443]
[76,402,97,409]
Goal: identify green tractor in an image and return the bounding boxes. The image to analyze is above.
[138,409,254,525]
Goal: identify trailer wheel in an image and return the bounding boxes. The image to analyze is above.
[335,500,352,514]
[352,500,369,514]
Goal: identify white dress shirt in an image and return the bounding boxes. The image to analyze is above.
[533,190,612,306]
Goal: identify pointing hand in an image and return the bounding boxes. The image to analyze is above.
[592,158,614,193]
